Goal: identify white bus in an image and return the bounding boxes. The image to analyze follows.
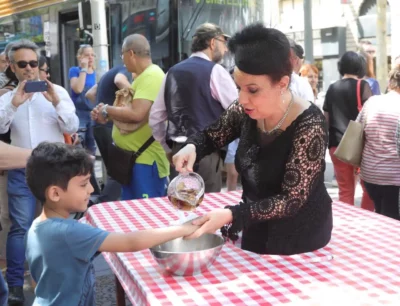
[0,0,263,88]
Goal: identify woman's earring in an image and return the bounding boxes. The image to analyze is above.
[281,90,285,103]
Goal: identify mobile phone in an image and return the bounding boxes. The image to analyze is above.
[24,81,48,93]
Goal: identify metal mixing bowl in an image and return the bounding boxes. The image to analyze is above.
[149,234,225,276]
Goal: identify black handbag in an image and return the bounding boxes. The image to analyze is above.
[107,136,155,185]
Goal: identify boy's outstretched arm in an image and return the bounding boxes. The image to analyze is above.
[98,222,199,253]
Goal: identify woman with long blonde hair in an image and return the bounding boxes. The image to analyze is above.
[69,45,97,155]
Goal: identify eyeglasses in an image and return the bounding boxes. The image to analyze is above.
[40,68,50,74]
[214,37,227,46]
[13,60,39,69]
[120,49,150,59]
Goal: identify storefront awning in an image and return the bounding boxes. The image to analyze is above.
[0,0,68,17]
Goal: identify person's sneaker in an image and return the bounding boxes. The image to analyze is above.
[8,286,25,305]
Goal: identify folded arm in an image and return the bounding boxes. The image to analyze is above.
[107,98,152,124]
[85,84,97,103]
[114,73,132,90]
[70,71,87,94]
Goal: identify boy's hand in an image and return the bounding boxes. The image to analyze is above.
[181,217,201,237]
[185,209,232,240]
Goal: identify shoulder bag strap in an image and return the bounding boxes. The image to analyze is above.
[134,136,155,158]
[356,79,362,112]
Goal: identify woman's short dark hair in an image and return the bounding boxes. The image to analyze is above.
[338,51,366,77]
[39,55,47,69]
[227,23,292,83]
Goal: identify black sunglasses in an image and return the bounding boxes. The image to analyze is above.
[14,60,39,69]
[40,68,50,74]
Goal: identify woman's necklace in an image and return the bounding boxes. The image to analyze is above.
[261,93,294,135]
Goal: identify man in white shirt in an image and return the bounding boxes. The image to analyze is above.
[288,39,314,102]
[0,39,78,304]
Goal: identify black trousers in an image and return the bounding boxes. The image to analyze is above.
[363,181,400,220]
[93,125,122,202]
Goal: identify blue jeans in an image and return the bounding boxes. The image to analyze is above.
[76,109,96,156]
[121,162,167,200]
[6,169,37,287]
[0,271,7,306]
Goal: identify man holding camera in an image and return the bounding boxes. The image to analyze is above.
[0,39,78,304]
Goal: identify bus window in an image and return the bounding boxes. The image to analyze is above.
[109,0,171,72]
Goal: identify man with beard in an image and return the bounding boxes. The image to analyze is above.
[150,23,237,192]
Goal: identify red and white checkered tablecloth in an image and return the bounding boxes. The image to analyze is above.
[85,191,400,305]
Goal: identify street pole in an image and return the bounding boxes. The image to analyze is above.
[90,0,109,81]
[376,0,388,90]
[391,0,400,67]
[303,0,314,63]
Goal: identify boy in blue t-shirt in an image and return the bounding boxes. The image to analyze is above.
[25,142,198,306]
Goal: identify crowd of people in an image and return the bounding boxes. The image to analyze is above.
[0,21,399,305]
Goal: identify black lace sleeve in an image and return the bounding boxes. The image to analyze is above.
[222,111,328,239]
[186,100,244,161]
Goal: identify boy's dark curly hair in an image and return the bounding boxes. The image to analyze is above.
[228,23,292,82]
[26,142,93,203]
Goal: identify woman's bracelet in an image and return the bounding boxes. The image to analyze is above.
[221,205,243,242]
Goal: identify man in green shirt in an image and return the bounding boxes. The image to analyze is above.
[93,34,169,200]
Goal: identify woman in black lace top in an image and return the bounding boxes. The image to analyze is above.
[174,24,332,255]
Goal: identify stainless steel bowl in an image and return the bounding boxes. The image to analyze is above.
[149,234,225,276]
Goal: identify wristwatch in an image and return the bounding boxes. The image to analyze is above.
[80,68,88,73]
[101,105,109,120]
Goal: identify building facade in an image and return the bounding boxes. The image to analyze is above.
[274,0,395,91]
